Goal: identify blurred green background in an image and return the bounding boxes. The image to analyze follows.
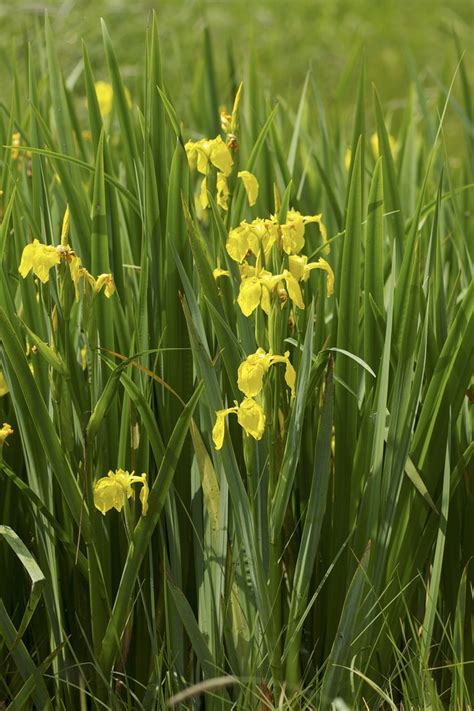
[1,0,471,108]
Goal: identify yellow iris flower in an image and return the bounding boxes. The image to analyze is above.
[227,218,278,263]
[237,263,279,316]
[18,239,61,283]
[280,209,328,255]
[237,347,296,398]
[0,422,13,445]
[19,240,115,301]
[226,209,328,263]
[288,254,335,297]
[93,469,149,516]
[185,135,233,177]
[212,397,266,450]
[93,273,117,299]
[237,261,306,315]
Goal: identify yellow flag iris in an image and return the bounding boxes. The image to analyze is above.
[0,422,13,445]
[19,241,116,301]
[237,347,296,398]
[212,398,266,450]
[185,135,233,177]
[288,254,335,297]
[93,469,149,516]
[280,209,328,255]
[18,239,61,283]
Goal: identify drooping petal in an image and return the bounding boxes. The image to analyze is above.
[209,135,233,176]
[237,277,262,317]
[283,270,305,309]
[216,172,230,210]
[269,351,296,397]
[227,224,251,263]
[237,348,270,397]
[284,354,297,397]
[237,398,266,440]
[200,176,209,210]
[185,141,198,170]
[237,171,259,206]
[281,217,305,255]
[305,258,335,297]
[196,140,211,175]
[212,406,238,450]
[18,239,61,283]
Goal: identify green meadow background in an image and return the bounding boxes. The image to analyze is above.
[2,0,472,107]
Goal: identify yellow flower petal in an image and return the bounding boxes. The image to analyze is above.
[200,176,209,210]
[283,270,305,309]
[185,141,198,170]
[227,224,251,263]
[94,81,113,118]
[94,273,116,298]
[93,469,148,516]
[212,406,238,450]
[284,355,297,397]
[213,268,230,280]
[138,474,149,516]
[288,254,307,282]
[0,422,13,445]
[281,214,305,255]
[209,135,233,176]
[230,81,243,135]
[304,258,335,297]
[18,239,61,283]
[237,171,259,206]
[216,172,230,210]
[237,348,271,398]
[237,277,262,317]
[93,474,127,515]
[61,206,70,246]
[237,398,266,440]
[0,372,9,397]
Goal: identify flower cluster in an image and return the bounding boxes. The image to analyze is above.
[185,84,258,212]
[223,208,334,316]
[18,239,116,300]
[185,135,259,212]
[93,469,149,516]
[212,347,296,450]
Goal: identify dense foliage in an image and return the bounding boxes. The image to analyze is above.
[0,12,472,710]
